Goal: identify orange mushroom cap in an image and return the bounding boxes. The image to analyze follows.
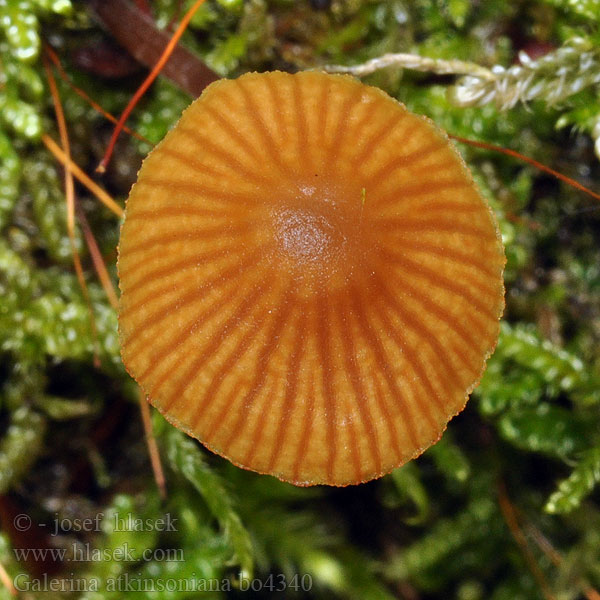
[118,71,505,486]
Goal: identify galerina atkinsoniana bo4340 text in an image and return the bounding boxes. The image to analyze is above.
[118,71,505,486]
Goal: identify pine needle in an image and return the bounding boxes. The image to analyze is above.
[43,56,100,366]
[450,134,600,203]
[139,389,167,501]
[0,559,16,597]
[44,44,153,145]
[75,203,119,311]
[41,134,124,218]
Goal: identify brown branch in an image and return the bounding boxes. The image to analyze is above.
[88,0,219,98]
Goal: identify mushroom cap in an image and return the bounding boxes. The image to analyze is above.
[118,71,505,486]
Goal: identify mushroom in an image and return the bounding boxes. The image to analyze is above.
[118,71,505,486]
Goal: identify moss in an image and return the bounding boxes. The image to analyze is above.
[0,1,599,598]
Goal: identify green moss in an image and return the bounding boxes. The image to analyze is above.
[0,406,46,493]
[0,131,21,228]
[23,152,74,263]
[0,1,599,598]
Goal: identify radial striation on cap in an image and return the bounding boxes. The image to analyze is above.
[118,70,505,486]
